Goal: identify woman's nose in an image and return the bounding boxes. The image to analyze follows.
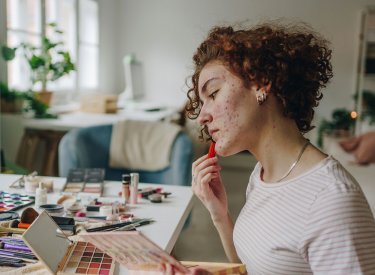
[197,105,212,126]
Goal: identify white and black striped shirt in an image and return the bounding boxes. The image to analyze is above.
[233,156,375,274]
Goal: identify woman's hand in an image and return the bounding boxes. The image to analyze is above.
[191,154,228,221]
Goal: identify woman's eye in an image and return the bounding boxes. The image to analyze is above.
[209,90,219,100]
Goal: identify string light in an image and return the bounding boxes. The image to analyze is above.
[351,111,358,119]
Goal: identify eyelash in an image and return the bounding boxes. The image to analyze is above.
[209,90,219,100]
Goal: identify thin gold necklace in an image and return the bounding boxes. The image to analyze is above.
[261,139,310,182]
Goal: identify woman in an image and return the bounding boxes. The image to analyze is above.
[186,23,375,274]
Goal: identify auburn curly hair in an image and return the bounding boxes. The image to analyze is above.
[186,22,333,140]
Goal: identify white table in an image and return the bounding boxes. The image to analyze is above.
[326,141,375,215]
[23,108,178,132]
[0,174,194,274]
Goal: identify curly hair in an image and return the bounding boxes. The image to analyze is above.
[186,22,333,140]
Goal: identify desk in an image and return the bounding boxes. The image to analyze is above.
[0,174,194,274]
[1,107,178,176]
[326,141,375,215]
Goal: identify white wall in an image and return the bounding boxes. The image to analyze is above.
[100,0,375,119]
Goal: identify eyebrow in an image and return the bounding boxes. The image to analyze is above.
[200,77,219,95]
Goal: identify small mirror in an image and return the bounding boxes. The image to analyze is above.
[22,211,71,274]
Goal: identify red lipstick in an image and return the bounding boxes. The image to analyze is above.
[208,142,216,158]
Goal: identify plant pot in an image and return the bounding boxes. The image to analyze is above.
[0,97,24,113]
[34,90,53,106]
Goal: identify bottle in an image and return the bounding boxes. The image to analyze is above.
[130,173,139,204]
[35,182,47,208]
[121,174,131,204]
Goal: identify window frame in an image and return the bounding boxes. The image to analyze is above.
[2,0,99,103]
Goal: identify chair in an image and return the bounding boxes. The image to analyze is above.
[58,124,193,186]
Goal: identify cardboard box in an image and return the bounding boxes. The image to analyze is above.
[80,94,118,113]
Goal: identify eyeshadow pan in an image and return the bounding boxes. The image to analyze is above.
[82,257,91,262]
[94,252,103,257]
[79,262,89,268]
[76,267,87,273]
[88,268,98,274]
[99,270,109,275]
[102,258,112,263]
[101,263,111,269]
[92,257,101,262]
[90,263,100,268]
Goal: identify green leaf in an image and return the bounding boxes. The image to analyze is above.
[1,46,16,61]
[29,55,45,69]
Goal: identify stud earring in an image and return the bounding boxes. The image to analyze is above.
[255,89,267,105]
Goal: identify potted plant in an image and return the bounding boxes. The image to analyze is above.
[0,81,57,118]
[317,108,356,149]
[1,22,75,106]
[0,81,24,113]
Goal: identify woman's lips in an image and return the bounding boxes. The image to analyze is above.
[210,129,219,137]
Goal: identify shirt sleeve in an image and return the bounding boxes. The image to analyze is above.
[299,181,375,274]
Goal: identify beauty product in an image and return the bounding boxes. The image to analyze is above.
[82,168,105,198]
[35,182,47,209]
[113,219,154,231]
[148,193,162,203]
[62,169,105,198]
[80,231,188,273]
[121,174,131,204]
[99,205,112,217]
[130,173,139,204]
[0,192,35,212]
[0,211,19,221]
[86,219,142,232]
[22,211,115,275]
[208,142,216,158]
[39,204,64,216]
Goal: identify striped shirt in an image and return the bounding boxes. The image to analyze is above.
[233,156,375,274]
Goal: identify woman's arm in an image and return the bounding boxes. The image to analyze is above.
[212,212,241,263]
[191,154,240,263]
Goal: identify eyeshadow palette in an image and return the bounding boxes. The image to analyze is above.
[80,231,188,273]
[0,191,35,212]
[63,241,114,275]
[22,211,115,275]
[62,169,105,198]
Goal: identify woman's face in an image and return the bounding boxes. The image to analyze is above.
[197,61,261,156]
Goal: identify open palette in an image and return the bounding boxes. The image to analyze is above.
[62,168,105,198]
[22,211,115,275]
[80,231,188,273]
[0,191,34,212]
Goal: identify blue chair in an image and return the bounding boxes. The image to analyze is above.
[58,124,193,186]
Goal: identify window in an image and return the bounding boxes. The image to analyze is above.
[5,0,99,103]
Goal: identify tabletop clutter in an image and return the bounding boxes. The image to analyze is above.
[0,168,247,275]
[0,168,175,274]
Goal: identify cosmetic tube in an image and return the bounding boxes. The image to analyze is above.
[130,173,139,204]
[121,174,131,204]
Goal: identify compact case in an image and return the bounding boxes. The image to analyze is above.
[22,211,115,275]
[62,169,105,198]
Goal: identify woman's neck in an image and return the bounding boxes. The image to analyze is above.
[251,119,309,183]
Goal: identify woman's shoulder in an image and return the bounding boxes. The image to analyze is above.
[310,156,366,201]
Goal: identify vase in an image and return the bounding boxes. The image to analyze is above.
[34,90,53,106]
[0,97,24,113]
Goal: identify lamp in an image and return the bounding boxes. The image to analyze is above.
[117,54,144,108]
